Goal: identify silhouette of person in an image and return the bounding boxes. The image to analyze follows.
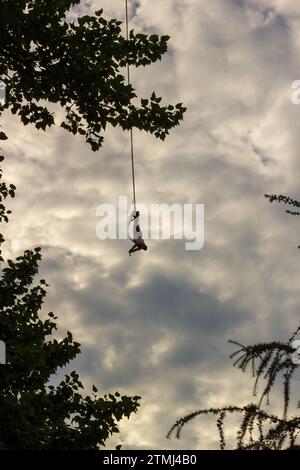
[129,210,148,256]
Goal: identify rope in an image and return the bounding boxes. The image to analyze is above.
[125,0,137,211]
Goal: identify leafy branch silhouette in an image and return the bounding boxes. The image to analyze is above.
[168,326,300,449]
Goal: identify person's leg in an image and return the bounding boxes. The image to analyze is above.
[129,245,141,256]
[129,245,140,255]
[130,211,140,222]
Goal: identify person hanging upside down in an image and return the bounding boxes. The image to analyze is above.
[129,234,148,255]
[129,210,148,256]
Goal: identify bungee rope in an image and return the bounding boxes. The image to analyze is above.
[125,0,137,215]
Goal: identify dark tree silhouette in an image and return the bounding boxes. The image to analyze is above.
[168,327,300,449]
[0,157,140,449]
[0,0,189,448]
[265,194,300,248]
[0,0,186,149]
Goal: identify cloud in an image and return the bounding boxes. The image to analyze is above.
[1,0,300,449]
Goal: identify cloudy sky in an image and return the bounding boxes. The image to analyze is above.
[2,0,300,449]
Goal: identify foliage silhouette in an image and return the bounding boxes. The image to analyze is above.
[168,327,300,449]
[265,194,300,248]
[1,0,178,448]
[0,0,186,150]
[0,159,140,449]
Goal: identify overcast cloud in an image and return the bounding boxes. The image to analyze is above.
[1,0,300,449]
